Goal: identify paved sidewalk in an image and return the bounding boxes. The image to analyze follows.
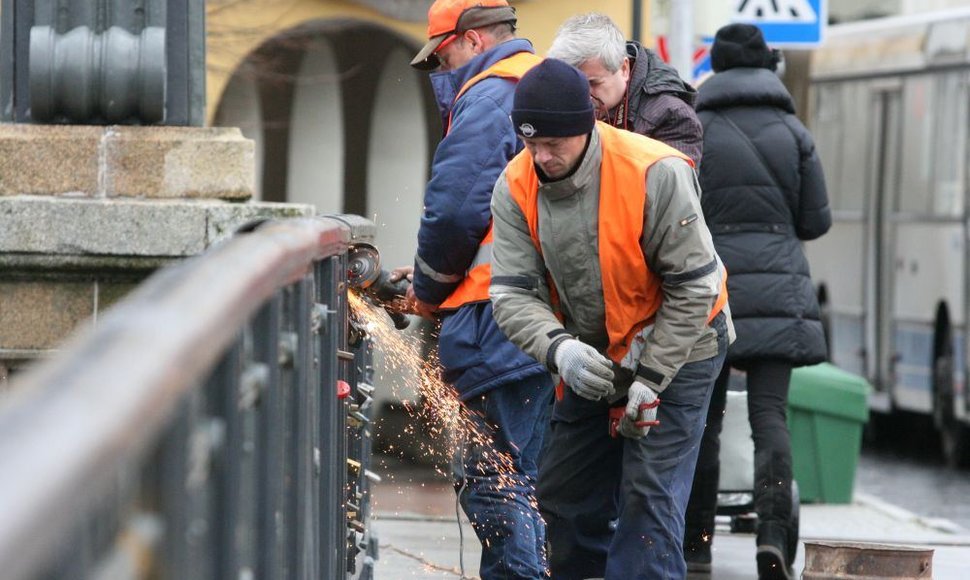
[370,457,970,579]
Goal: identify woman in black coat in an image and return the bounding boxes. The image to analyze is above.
[682,24,831,580]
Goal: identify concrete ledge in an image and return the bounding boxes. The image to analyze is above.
[1,196,208,256]
[0,197,314,352]
[0,196,312,257]
[0,124,254,199]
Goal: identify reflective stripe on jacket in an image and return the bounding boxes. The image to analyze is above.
[504,122,726,364]
[438,51,541,310]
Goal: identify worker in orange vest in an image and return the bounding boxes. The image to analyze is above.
[396,1,552,578]
[489,59,734,579]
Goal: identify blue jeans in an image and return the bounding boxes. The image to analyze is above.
[455,373,555,579]
[538,323,727,579]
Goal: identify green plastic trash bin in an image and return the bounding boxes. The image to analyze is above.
[788,363,870,504]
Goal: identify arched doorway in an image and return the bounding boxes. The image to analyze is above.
[213,19,437,215]
[212,18,440,411]
[286,37,344,212]
[367,45,427,271]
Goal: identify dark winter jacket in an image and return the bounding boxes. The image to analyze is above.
[620,41,703,166]
[695,67,831,366]
[413,38,546,399]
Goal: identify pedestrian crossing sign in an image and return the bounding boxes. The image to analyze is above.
[732,0,827,47]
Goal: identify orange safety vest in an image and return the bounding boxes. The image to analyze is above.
[505,121,729,363]
[437,51,542,311]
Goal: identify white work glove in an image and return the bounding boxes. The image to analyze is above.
[553,338,615,401]
[618,380,660,439]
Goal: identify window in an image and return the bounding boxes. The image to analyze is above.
[931,72,968,217]
[813,81,870,213]
[813,83,845,210]
[839,82,868,212]
[898,75,935,214]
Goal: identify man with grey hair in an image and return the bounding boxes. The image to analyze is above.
[548,12,703,165]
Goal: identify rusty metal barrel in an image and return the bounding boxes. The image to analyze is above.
[803,541,934,579]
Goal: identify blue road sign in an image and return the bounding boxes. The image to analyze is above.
[733,0,827,48]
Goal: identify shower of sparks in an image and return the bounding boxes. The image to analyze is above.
[351,291,549,577]
[349,292,525,494]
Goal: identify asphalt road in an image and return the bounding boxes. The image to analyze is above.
[855,415,970,531]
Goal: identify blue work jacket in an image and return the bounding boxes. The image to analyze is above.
[413,38,546,399]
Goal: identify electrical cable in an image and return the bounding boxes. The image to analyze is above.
[455,434,469,579]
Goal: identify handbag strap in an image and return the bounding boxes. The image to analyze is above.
[719,113,786,189]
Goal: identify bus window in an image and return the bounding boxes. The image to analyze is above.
[840,81,868,212]
[898,75,935,214]
[932,72,967,217]
[814,83,845,211]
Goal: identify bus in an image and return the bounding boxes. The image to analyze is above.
[804,8,970,467]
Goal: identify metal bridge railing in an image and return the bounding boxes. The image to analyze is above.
[0,215,382,580]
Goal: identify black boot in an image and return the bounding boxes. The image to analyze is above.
[786,516,799,566]
[756,522,793,580]
[684,536,712,575]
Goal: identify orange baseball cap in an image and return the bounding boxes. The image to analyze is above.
[410,0,517,70]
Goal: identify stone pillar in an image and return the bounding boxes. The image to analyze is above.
[0,124,313,378]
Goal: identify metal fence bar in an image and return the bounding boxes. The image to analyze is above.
[281,285,303,579]
[213,339,245,579]
[156,386,214,578]
[293,275,320,580]
[0,217,351,580]
[254,296,285,580]
[349,318,378,577]
[319,255,344,579]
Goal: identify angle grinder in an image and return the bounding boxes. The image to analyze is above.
[347,244,411,330]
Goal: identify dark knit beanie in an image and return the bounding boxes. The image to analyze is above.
[710,23,778,72]
[511,59,595,138]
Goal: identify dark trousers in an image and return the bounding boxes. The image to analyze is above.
[537,343,726,580]
[684,359,795,557]
[456,372,554,580]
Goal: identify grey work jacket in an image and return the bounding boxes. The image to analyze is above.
[489,127,734,393]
